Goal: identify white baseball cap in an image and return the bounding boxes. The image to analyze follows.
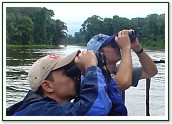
[28,50,80,92]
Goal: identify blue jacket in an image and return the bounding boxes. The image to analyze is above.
[106,79,128,116]
[82,72,127,116]
[8,66,112,116]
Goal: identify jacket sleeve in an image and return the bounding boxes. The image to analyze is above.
[107,79,128,116]
[13,66,111,116]
[84,67,112,115]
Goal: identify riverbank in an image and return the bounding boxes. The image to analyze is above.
[6,44,61,49]
[6,44,165,50]
[142,40,165,50]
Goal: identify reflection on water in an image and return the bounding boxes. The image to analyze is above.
[5,45,166,116]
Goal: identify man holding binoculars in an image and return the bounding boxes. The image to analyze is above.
[87,29,158,90]
[7,49,127,116]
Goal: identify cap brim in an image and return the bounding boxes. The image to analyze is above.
[101,35,117,48]
[52,50,80,70]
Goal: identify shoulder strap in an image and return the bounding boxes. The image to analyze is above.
[6,101,23,116]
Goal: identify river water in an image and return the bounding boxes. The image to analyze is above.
[5,45,166,116]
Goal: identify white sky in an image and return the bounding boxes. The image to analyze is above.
[4,2,168,35]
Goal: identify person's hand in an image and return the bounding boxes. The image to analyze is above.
[131,37,142,53]
[74,50,98,74]
[115,30,131,50]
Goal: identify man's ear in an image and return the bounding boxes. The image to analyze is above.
[40,80,54,93]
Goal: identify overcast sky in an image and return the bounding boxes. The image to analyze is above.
[4,2,168,35]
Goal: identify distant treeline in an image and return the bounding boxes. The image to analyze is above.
[6,7,165,49]
[6,7,67,46]
[63,14,165,49]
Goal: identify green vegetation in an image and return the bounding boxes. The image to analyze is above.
[62,14,165,49]
[6,44,60,49]
[6,7,165,49]
[6,7,67,46]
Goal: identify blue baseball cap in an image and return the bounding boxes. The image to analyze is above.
[87,34,118,52]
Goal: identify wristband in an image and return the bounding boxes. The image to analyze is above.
[136,48,143,54]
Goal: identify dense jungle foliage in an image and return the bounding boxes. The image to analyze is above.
[6,7,165,49]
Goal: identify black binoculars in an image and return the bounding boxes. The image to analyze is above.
[128,30,137,42]
[65,52,108,78]
[106,30,137,48]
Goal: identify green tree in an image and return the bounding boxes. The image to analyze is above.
[80,15,103,42]
[102,18,114,35]
[51,19,67,46]
[75,13,165,48]
[6,7,67,46]
[6,14,34,45]
[112,15,131,34]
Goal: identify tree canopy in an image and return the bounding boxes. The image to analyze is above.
[62,14,165,49]
[6,7,165,49]
[6,7,67,46]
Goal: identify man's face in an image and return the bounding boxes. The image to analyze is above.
[50,69,76,99]
[102,44,121,64]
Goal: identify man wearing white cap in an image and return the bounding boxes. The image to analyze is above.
[7,50,127,116]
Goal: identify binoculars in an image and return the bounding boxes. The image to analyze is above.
[107,30,137,48]
[65,52,108,78]
[128,30,137,42]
